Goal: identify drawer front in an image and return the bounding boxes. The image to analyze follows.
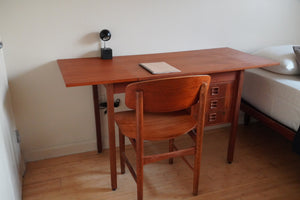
[208,84,227,98]
[206,98,226,111]
[205,111,231,126]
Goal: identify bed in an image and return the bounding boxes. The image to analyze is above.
[241,45,300,153]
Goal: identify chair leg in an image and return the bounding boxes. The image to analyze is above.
[136,157,143,200]
[118,128,125,174]
[136,138,144,200]
[193,127,204,196]
[169,139,174,164]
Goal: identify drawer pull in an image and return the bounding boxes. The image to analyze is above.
[208,113,217,122]
[210,100,218,109]
[211,87,219,95]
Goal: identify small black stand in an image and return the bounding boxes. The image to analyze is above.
[101,48,113,59]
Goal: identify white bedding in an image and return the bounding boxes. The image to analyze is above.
[242,68,300,132]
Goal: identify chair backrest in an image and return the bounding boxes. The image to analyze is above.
[125,75,211,113]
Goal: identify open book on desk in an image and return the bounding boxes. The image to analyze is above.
[139,62,181,74]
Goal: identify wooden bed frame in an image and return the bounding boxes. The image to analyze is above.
[240,99,296,141]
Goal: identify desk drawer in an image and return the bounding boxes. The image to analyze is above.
[205,111,231,125]
[206,98,226,111]
[209,85,227,98]
[208,82,234,98]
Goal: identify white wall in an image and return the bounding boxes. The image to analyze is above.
[0,0,300,161]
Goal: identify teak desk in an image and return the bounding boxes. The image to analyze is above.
[57,47,278,190]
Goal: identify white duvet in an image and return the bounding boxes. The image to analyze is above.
[242,68,300,131]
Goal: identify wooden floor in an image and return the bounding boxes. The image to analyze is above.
[23,123,300,200]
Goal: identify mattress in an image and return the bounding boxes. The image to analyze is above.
[242,68,300,132]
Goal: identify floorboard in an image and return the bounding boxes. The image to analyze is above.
[23,123,300,200]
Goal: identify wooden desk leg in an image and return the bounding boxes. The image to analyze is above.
[106,84,117,190]
[227,70,244,163]
[93,85,102,153]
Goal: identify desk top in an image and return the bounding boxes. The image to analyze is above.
[57,47,279,87]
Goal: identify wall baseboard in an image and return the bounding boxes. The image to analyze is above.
[24,140,97,162]
[25,111,247,162]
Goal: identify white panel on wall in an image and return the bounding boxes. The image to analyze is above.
[0,37,22,200]
[0,0,299,161]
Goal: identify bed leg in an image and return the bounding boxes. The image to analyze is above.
[244,112,251,125]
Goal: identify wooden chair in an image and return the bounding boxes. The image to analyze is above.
[114,75,210,200]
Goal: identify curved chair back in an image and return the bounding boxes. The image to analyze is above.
[125,75,211,113]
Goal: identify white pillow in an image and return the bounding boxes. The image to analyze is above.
[253,45,300,75]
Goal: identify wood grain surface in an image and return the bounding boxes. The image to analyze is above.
[23,123,300,200]
[57,48,279,87]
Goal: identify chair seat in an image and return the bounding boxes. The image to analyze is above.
[115,110,197,141]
